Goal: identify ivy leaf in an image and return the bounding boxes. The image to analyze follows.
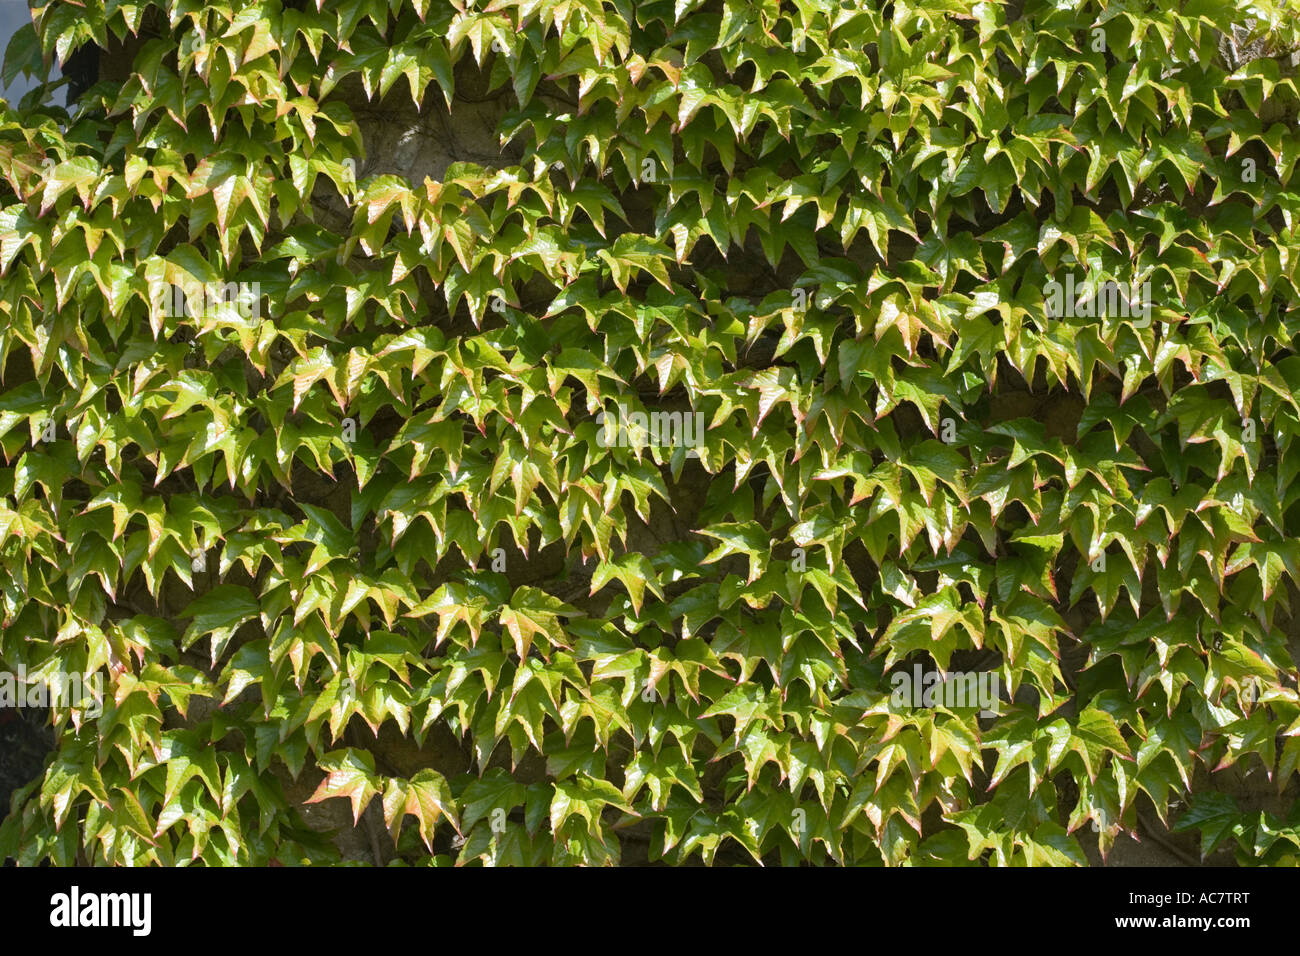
[180,584,259,663]
[499,587,580,660]
[306,749,382,825]
[382,770,460,848]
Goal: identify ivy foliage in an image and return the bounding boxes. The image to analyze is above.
[2,0,1300,866]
